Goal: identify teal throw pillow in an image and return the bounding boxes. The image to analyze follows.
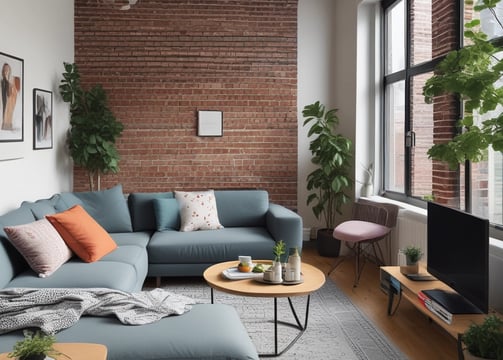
[153,198,180,231]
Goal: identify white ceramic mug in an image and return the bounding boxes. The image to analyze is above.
[238,255,252,266]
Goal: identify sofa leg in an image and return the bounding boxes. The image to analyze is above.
[156,276,161,287]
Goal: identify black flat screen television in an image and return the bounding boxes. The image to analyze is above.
[426,201,489,314]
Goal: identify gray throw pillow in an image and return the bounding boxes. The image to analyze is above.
[70,184,133,233]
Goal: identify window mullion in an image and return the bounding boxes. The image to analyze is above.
[404,0,412,196]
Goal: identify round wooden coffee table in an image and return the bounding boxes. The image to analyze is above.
[203,260,325,357]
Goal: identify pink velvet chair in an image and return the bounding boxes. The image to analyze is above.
[329,200,399,287]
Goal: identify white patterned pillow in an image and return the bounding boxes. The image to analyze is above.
[174,190,224,232]
[4,219,73,277]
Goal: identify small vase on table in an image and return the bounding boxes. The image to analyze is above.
[272,260,282,282]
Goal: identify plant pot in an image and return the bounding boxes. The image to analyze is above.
[400,263,419,275]
[463,349,491,360]
[20,354,47,360]
[316,228,341,257]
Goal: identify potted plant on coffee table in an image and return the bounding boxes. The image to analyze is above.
[8,330,68,360]
[461,315,503,360]
[303,101,353,257]
[270,240,286,282]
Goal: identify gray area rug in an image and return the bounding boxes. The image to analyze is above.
[144,277,408,360]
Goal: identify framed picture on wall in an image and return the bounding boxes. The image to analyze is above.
[198,110,223,137]
[33,88,53,150]
[0,51,24,142]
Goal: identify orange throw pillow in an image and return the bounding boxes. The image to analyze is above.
[46,205,117,263]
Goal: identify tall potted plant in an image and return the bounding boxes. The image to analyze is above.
[303,101,353,256]
[59,62,124,191]
[423,0,503,169]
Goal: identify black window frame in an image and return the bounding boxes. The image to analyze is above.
[381,0,503,240]
[381,0,461,209]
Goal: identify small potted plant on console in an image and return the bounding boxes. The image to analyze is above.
[8,330,67,360]
[461,315,503,360]
[400,245,423,275]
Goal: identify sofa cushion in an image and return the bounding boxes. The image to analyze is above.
[109,232,151,248]
[54,192,84,212]
[148,227,274,264]
[0,206,37,239]
[0,206,37,288]
[6,259,140,292]
[0,304,259,360]
[175,190,223,231]
[46,205,117,263]
[101,245,148,287]
[3,219,73,278]
[214,190,268,227]
[153,198,180,231]
[128,192,174,231]
[66,184,133,233]
[22,197,59,219]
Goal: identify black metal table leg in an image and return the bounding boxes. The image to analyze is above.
[260,294,311,357]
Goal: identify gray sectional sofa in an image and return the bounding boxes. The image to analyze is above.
[0,185,302,359]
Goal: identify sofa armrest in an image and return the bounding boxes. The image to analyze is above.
[266,204,303,261]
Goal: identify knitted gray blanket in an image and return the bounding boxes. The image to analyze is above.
[0,288,199,335]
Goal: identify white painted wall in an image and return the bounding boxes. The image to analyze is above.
[298,0,338,229]
[0,0,74,214]
[298,0,379,229]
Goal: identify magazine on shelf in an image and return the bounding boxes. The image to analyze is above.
[417,290,453,324]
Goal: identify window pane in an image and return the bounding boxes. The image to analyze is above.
[471,151,503,226]
[411,0,432,65]
[471,108,503,225]
[385,0,406,74]
[410,73,433,198]
[480,1,503,40]
[385,80,405,192]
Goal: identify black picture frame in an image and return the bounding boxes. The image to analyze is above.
[33,88,53,150]
[0,51,24,142]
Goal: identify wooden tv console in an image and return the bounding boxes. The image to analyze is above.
[380,266,493,339]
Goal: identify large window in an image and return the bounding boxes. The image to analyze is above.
[382,0,503,229]
[383,0,441,201]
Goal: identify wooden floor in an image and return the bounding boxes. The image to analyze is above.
[301,241,458,360]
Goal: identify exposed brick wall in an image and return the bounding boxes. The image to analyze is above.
[73,0,298,209]
[431,0,459,206]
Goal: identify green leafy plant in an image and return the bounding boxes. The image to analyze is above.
[302,101,353,229]
[463,315,503,359]
[8,330,68,360]
[403,245,422,265]
[272,240,286,262]
[60,62,124,191]
[423,0,503,169]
